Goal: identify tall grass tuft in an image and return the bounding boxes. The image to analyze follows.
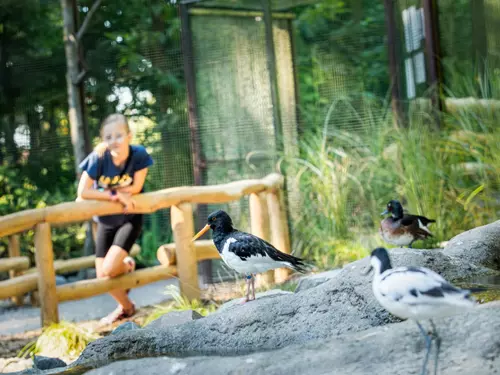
[18,321,99,360]
[284,94,500,269]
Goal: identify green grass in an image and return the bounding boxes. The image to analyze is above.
[142,285,219,326]
[284,93,500,269]
[17,321,100,360]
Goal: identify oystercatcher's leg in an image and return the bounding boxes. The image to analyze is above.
[240,275,252,304]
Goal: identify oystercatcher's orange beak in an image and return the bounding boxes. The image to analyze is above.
[192,224,210,242]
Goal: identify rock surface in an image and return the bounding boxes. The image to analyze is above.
[84,304,500,375]
[294,269,341,292]
[143,310,203,331]
[12,221,500,375]
[443,219,500,270]
[33,356,67,370]
[215,289,293,313]
[110,322,141,336]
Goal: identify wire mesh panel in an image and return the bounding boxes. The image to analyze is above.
[484,0,500,72]
[191,13,277,184]
[0,0,391,270]
[437,0,500,99]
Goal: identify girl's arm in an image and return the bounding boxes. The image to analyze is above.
[115,168,149,195]
[77,171,135,211]
[77,171,115,201]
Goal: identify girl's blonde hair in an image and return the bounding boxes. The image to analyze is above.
[94,113,131,157]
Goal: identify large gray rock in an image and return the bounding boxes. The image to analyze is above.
[443,220,500,270]
[13,228,500,375]
[143,310,203,331]
[33,356,67,370]
[294,269,341,292]
[110,322,141,336]
[215,289,293,314]
[84,304,500,375]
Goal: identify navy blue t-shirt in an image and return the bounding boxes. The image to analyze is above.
[79,145,154,226]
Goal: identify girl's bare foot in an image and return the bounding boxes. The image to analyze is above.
[99,303,136,326]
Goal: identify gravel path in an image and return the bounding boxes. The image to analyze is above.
[0,279,178,335]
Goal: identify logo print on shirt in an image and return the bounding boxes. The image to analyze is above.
[98,174,133,189]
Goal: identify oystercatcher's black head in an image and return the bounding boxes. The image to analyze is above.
[206,210,233,230]
[192,210,234,241]
[362,247,392,276]
[381,200,404,219]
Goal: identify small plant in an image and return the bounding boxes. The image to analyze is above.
[17,321,100,360]
[274,280,298,293]
[142,285,218,326]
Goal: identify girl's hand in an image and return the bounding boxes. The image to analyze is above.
[116,191,136,213]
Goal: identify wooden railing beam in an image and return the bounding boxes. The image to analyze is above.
[0,173,284,238]
[7,235,24,305]
[56,265,177,302]
[157,240,219,267]
[34,223,59,326]
[249,192,274,286]
[171,203,200,301]
[0,174,289,308]
[267,190,292,283]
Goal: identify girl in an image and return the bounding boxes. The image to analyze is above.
[77,113,153,325]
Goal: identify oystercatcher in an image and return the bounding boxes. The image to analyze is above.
[193,210,307,302]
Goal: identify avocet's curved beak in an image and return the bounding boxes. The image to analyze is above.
[380,209,389,216]
[192,224,210,242]
[362,265,373,276]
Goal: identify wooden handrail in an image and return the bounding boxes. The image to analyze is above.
[157,240,219,266]
[0,173,283,238]
[22,244,140,275]
[0,173,290,327]
[0,257,30,273]
[56,265,178,302]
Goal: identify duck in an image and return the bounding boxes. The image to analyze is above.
[192,210,307,303]
[380,200,435,248]
[363,247,476,375]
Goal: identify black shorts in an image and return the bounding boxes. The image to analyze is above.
[95,214,143,258]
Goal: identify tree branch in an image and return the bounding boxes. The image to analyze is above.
[76,0,104,41]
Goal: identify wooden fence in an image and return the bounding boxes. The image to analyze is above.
[0,173,291,326]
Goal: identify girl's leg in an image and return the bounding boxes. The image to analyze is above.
[95,222,137,324]
[100,245,135,310]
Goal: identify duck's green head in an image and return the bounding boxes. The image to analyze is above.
[381,200,404,219]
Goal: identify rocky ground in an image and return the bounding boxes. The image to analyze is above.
[5,220,500,375]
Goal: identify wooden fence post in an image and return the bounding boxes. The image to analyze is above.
[249,192,274,286]
[171,203,200,300]
[34,223,59,326]
[267,189,292,284]
[8,235,23,305]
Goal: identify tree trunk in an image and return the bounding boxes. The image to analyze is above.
[60,0,88,175]
[0,32,19,164]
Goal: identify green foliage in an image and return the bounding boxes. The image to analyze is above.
[0,165,83,261]
[139,211,172,266]
[0,0,185,262]
[286,94,500,269]
[142,285,218,326]
[18,321,100,360]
